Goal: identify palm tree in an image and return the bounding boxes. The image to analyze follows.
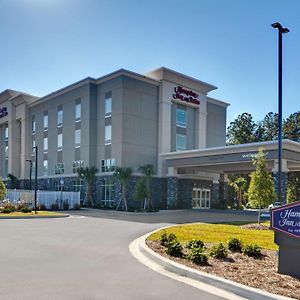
[114,167,132,211]
[229,176,247,208]
[77,167,98,207]
[139,164,155,211]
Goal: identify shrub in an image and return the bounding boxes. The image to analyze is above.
[228,238,243,252]
[63,201,69,210]
[160,232,177,246]
[38,204,47,211]
[166,240,183,257]
[186,247,208,265]
[210,243,228,259]
[187,239,204,250]
[21,207,32,213]
[1,207,13,214]
[50,202,59,210]
[243,244,262,258]
[16,202,27,211]
[3,203,16,212]
[73,203,81,210]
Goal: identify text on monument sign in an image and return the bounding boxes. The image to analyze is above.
[0,107,8,119]
[173,86,200,106]
[271,201,300,239]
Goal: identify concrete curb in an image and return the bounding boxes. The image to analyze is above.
[0,213,69,219]
[130,227,295,300]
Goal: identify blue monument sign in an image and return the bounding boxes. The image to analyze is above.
[271,201,300,239]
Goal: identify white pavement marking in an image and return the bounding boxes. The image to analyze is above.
[129,236,247,300]
[67,215,85,219]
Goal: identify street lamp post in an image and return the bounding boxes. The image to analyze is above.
[26,159,32,190]
[34,146,38,214]
[271,22,289,205]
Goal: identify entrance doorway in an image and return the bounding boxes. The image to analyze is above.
[192,188,210,209]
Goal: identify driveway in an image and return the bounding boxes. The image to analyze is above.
[0,209,258,300]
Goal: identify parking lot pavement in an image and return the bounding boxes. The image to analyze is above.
[0,210,257,300]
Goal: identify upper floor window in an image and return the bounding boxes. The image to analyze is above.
[32,118,36,134]
[58,133,63,151]
[75,102,81,121]
[75,129,81,148]
[43,160,48,176]
[176,108,187,128]
[176,134,186,151]
[57,107,63,127]
[105,97,112,118]
[43,113,48,130]
[73,160,85,173]
[32,139,36,151]
[105,125,111,145]
[43,137,48,153]
[101,158,115,173]
[55,163,64,175]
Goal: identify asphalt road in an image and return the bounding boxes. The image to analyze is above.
[0,209,258,300]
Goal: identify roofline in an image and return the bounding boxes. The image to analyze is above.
[147,67,218,92]
[29,69,160,107]
[160,139,300,158]
[207,96,230,108]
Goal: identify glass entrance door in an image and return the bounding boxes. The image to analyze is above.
[192,188,210,209]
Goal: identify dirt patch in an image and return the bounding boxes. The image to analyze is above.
[146,240,300,300]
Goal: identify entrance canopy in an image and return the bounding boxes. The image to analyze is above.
[161,140,300,175]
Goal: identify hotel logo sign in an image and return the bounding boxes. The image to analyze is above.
[271,201,300,239]
[0,107,8,119]
[173,86,200,106]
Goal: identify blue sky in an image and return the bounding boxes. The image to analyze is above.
[0,0,299,125]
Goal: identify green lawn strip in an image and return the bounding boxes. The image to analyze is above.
[148,222,277,250]
[0,211,65,217]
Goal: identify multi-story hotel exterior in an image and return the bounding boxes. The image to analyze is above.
[1,67,300,209]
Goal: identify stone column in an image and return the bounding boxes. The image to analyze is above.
[167,167,178,209]
[197,93,207,149]
[218,174,228,209]
[272,159,289,202]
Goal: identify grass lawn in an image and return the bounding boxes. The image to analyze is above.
[148,222,277,250]
[0,211,66,217]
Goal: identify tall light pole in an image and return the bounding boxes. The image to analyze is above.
[33,146,38,214]
[26,159,32,190]
[271,22,289,204]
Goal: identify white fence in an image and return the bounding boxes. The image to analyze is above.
[5,189,80,209]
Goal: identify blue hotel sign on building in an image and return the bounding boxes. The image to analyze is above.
[0,107,8,119]
[271,201,300,239]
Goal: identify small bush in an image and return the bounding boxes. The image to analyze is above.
[228,238,243,252]
[16,202,27,211]
[21,207,32,213]
[210,243,228,259]
[166,240,183,257]
[63,201,69,210]
[3,203,16,212]
[1,207,13,214]
[243,244,262,258]
[186,247,208,265]
[160,232,177,246]
[38,204,47,211]
[50,203,59,210]
[187,239,204,250]
[73,203,81,210]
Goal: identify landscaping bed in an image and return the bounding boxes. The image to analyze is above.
[0,211,66,218]
[147,223,300,300]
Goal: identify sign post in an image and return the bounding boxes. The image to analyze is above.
[271,201,300,277]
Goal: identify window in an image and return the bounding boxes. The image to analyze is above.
[73,179,83,192]
[5,146,8,158]
[58,133,63,151]
[176,108,187,128]
[4,127,8,140]
[43,160,48,176]
[105,125,111,145]
[54,180,64,191]
[57,108,63,127]
[43,137,48,153]
[75,103,81,121]
[55,163,64,175]
[75,129,81,148]
[32,139,36,151]
[105,97,112,118]
[32,118,36,134]
[43,114,48,130]
[101,158,115,173]
[176,134,186,151]
[101,179,114,207]
[73,160,85,173]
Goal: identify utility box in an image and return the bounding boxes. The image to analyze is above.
[271,201,300,278]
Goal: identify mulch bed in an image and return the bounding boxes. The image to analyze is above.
[146,240,300,300]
